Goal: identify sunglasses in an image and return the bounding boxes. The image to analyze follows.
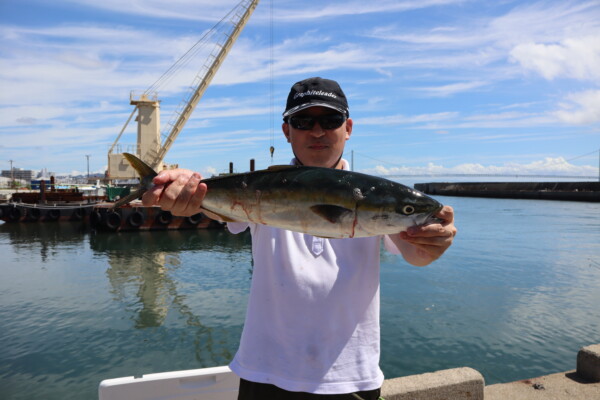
[287,113,346,130]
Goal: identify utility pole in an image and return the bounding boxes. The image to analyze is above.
[85,155,91,180]
[9,159,14,188]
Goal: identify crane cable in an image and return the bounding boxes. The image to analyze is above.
[269,0,275,161]
[144,0,246,96]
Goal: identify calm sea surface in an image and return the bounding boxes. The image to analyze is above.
[1,195,599,399]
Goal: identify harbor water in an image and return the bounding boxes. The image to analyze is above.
[1,195,599,400]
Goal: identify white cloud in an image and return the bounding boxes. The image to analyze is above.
[554,90,600,125]
[510,36,600,82]
[416,81,489,97]
[365,0,600,80]
[55,0,470,23]
[259,0,467,22]
[364,157,598,177]
[58,0,246,22]
[358,112,459,126]
[202,166,218,177]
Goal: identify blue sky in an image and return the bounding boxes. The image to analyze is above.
[0,0,599,178]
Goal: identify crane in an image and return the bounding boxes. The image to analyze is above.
[107,0,260,180]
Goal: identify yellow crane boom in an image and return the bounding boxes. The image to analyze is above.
[108,0,260,179]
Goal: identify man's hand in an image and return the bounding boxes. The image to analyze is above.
[391,205,457,266]
[141,168,207,217]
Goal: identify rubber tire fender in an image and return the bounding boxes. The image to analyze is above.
[156,210,173,225]
[127,210,145,228]
[105,211,122,231]
[46,209,61,221]
[28,207,42,221]
[7,207,22,222]
[71,207,85,221]
[186,213,204,225]
[90,210,102,227]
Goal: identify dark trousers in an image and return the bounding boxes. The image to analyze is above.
[238,378,381,400]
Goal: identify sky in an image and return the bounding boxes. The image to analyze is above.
[0,0,599,179]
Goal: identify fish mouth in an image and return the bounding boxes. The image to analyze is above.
[413,205,444,227]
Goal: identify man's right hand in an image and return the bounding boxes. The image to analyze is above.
[141,168,207,217]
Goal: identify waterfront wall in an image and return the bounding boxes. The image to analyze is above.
[380,344,600,400]
[100,344,600,399]
[415,181,600,202]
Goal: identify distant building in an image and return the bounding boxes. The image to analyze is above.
[1,168,35,181]
[0,176,12,187]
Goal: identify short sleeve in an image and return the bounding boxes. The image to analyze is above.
[383,234,402,255]
[227,222,250,234]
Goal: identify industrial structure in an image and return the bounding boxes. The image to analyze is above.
[107,0,260,180]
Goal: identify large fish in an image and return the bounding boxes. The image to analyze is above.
[116,153,443,238]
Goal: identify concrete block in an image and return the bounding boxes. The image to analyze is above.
[381,367,484,400]
[577,344,600,382]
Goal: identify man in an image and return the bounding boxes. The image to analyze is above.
[142,77,456,399]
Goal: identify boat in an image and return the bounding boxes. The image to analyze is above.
[0,183,104,223]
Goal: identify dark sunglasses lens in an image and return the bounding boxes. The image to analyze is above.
[319,114,345,129]
[289,116,315,130]
[289,114,345,130]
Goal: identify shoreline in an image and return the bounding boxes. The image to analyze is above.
[380,343,600,400]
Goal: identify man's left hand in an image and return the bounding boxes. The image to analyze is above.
[398,205,457,265]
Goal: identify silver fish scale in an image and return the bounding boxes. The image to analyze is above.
[201,166,443,238]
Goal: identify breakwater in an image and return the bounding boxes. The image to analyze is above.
[414,181,600,202]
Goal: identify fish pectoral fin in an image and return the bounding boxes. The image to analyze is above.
[310,204,353,224]
[200,208,238,223]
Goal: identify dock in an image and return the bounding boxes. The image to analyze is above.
[415,181,600,202]
[379,344,600,400]
[99,344,600,399]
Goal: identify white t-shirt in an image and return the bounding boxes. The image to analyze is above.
[227,159,402,394]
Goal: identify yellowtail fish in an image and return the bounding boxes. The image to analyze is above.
[116,153,443,238]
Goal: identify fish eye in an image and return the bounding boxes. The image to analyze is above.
[402,205,415,215]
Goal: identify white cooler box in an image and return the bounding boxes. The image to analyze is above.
[99,366,239,400]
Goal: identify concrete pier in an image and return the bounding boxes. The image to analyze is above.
[382,367,484,399]
[380,344,600,400]
[414,181,600,202]
[99,344,600,399]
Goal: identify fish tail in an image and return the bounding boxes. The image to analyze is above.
[123,153,157,179]
[111,188,146,209]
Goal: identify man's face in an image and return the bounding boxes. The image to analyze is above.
[282,106,353,169]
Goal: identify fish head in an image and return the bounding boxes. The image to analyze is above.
[355,181,443,235]
[391,187,444,226]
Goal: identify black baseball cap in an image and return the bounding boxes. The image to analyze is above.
[283,77,349,118]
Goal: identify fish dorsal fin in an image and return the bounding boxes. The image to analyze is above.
[123,153,158,179]
[266,165,297,172]
[310,205,353,224]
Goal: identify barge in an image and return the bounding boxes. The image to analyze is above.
[89,202,224,232]
[0,201,224,232]
[0,181,224,231]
